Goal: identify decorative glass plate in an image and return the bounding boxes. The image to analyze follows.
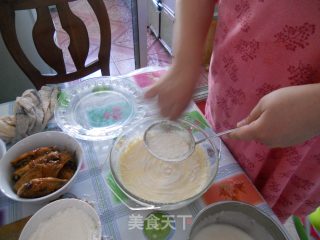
[55,77,147,140]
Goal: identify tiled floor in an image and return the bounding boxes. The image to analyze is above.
[51,0,172,76]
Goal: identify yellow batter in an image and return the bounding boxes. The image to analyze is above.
[119,138,210,203]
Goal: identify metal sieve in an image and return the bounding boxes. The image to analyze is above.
[143,120,236,162]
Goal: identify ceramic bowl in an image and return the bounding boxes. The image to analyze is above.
[19,198,101,240]
[0,131,83,203]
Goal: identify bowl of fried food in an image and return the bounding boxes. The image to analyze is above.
[0,131,83,203]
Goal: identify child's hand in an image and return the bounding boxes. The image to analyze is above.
[229,84,320,148]
[144,65,200,119]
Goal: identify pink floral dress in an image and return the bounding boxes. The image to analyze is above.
[205,0,320,222]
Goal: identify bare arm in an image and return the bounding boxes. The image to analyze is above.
[145,0,215,119]
[173,0,215,69]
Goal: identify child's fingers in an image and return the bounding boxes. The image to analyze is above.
[159,102,173,117]
[229,120,259,140]
[230,102,264,140]
[237,101,263,127]
[168,103,186,120]
[144,84,160,99]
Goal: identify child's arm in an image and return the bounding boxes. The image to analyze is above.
[145,0,216,119]
[229,83,320,148]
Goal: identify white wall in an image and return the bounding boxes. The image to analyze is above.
[0,34,34,103]
[0,9,54,103]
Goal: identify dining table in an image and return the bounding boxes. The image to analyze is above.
[0,66,287,240]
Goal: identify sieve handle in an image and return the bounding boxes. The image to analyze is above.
[195,128,237,145]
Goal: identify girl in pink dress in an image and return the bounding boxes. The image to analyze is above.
[146,0,320,222]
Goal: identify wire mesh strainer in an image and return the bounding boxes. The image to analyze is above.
[143,120,236,161]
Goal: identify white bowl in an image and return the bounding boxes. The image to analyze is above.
[0,138,6,160]
[0,131,83,203]
[19,198,101,240]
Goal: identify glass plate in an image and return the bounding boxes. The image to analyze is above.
[55,77,147,140]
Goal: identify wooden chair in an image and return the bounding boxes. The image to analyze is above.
[0,0,111,89]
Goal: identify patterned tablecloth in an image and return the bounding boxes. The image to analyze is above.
[0,67,283,239]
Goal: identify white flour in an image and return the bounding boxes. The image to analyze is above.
[192,224,254,240]
[146,126,192,160]
[119,138,210,203]
[29,207,100,240]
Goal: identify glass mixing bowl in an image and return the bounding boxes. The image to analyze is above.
[109,117,220,210]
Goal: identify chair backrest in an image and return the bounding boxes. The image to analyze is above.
[0,0,111,89]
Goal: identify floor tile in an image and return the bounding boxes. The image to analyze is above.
[85,46,99,65]
[147,30,158,48]
[148,40,168,55]
[110,61,120,76]
[110,21,133,45]
[103,0,126,10]
[65,62,77,73]
[69,0,98,25]
[147,32,168,55]
[115,58,135,75]
[108,3,132,23]
[147,52,172,67]
[111,44,134,62]
[112,24,133,46]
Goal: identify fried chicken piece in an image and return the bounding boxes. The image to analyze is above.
[11,146,58,169]
[58,151,74,165]
[17,177,68,198]
[58,160,76,180]
[12,151,60,181]
[14,161,64,192]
